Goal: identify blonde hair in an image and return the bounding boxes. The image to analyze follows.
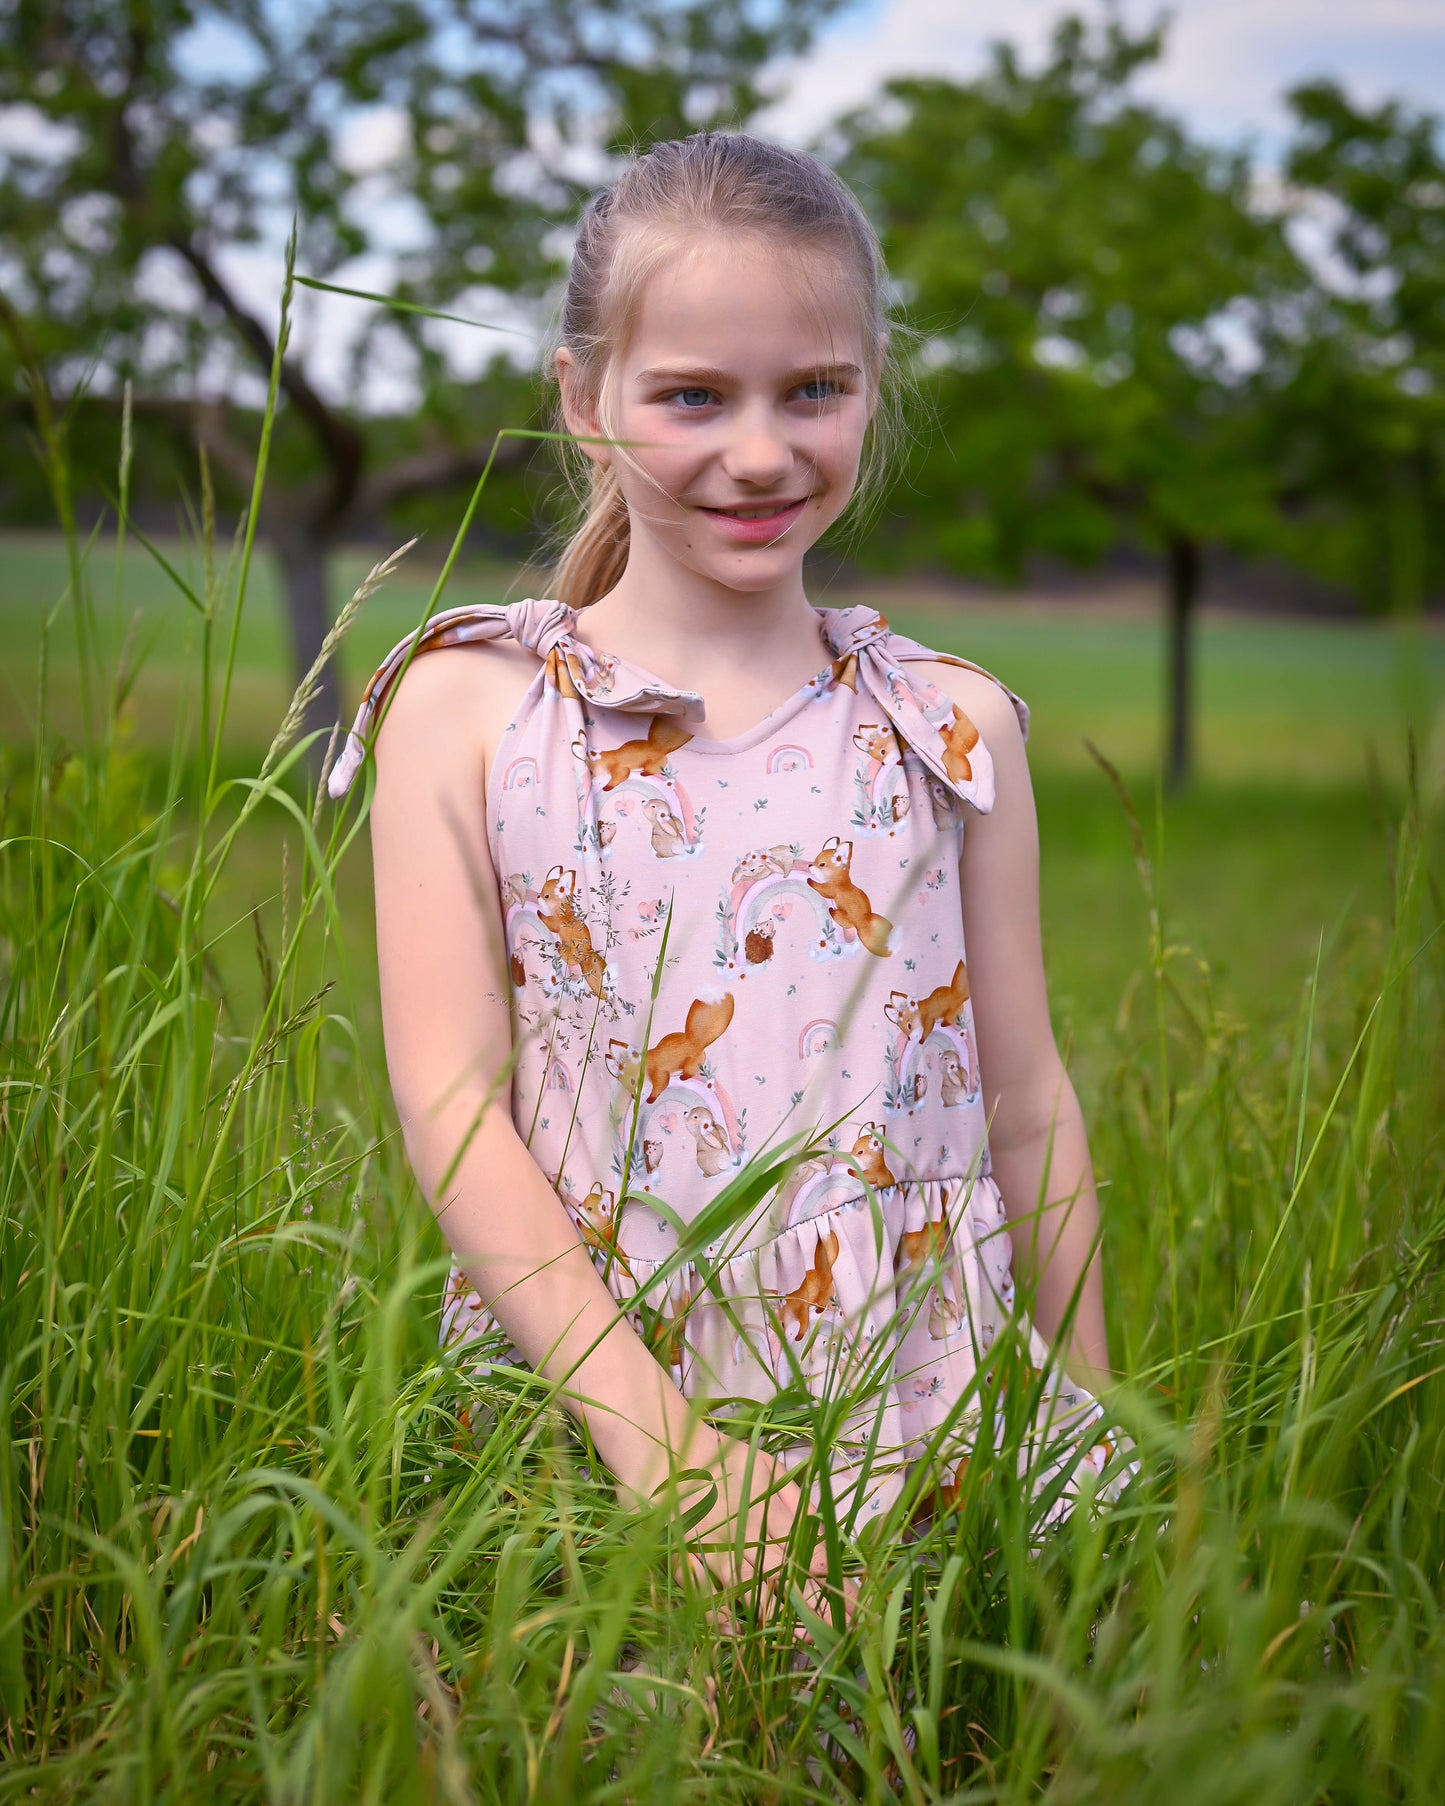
[551,131,905,610]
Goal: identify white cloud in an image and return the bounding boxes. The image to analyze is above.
[758,0,1445,150]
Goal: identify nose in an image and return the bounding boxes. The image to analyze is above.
[720,400,793,489]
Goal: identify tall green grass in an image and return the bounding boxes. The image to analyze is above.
[3,274,1444,1803]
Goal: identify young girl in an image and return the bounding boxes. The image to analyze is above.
[331,133,1126,1610]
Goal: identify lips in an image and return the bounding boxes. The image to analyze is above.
[697,497,809,544]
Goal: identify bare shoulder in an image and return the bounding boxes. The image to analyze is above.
[373,637,538,784]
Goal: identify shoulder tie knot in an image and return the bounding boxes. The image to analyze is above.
[327,599,704,799]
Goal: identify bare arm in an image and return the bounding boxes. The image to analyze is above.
[916,665,1113,1385]
[368,648,826,1594]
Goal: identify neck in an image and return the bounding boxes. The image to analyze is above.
[570,532,829,692]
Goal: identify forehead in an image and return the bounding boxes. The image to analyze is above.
[620,234,866,376]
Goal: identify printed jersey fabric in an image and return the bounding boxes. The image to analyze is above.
[335,599,1124,1528]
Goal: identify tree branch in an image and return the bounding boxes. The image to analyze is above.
[86,23,366,533]
[116,393,263,495]
[188,400,268,495]
[165,234,365,526]
[353,435,530,515]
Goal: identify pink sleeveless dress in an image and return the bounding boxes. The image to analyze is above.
[334,599,1125,1529]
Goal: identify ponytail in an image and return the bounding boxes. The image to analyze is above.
[554,463,630,611]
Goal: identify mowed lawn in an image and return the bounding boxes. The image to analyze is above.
[3,528,1441,1095]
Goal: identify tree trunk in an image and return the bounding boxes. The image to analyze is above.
[1165,532,1201,790]
[274,525,341,761]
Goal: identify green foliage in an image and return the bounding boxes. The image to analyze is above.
[829,17,1442,633]
[833,16,1292,583]
[0,0,842,390]
[830,12,1322,782]
[1271,81,1445,619]
[4,284,1445,1803]
[0,0,847,715]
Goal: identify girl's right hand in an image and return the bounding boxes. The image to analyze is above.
[669,1436,856,1631]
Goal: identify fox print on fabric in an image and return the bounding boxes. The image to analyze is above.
[850,1122,897,1188]
[576,715,693,790]
[568,1183,632,1280]
[885,960,970,1043]
[537,865,609,1000]
[897,1188,953,1275]
[852,722,896,768]
[359,595,1130,1525]
[776,1229,840,1342]
[807,836,894,957]
[936,1455,971,1511]
[939,705,980,786]
[643,993,735,1102]
[645,1275,701,1375]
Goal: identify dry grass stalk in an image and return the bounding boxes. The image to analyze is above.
[262,536,419,778]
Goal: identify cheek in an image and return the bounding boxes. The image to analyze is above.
[808,411,868,481]
[617,431,710,501]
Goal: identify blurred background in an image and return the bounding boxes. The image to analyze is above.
[2,0,1442,1085]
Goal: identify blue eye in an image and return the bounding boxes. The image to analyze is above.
[674,387,714,408]
[797,379,838,403]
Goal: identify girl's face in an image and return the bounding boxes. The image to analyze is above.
[562,234,876,598]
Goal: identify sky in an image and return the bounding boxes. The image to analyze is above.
[451,0,1442,404]
[348,0,1445,404]
[763,0,1445,152]
[5,0,1442,410]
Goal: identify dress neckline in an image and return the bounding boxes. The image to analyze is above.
[538,599,893,721]
[330,596,1007,817]
[677,661,839,755]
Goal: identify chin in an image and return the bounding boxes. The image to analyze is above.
[698,533,826,586]
[706,560,807,595]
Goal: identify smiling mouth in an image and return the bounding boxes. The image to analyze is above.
[701,499,807,520]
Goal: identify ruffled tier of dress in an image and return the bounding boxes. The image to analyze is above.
[441,1172,1129,1530]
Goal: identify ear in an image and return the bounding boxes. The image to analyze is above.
[555,346,610,469]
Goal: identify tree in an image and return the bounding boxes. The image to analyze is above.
[834,16,1297,785]
[1274,82,1445,650]
[0,0,842,737]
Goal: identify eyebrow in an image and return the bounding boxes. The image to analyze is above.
[633,362,864,387]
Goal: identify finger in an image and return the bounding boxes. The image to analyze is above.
[674,1549,718,1602]
[796,1568,859,1631]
